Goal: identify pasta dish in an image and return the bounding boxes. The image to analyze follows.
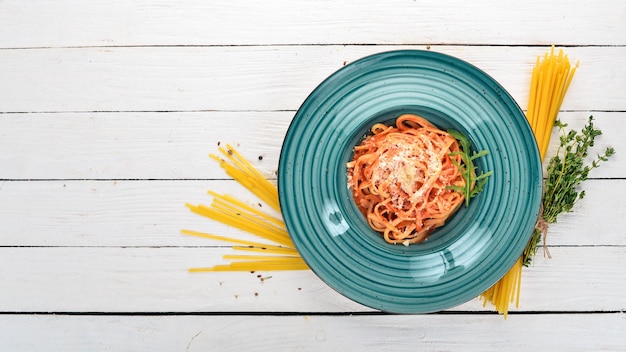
[346,114,470,245]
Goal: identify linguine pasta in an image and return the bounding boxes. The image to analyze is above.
[346,114,468,245]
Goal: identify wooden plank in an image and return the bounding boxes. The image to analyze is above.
[545,179,626,246]
[0,246,366,313]
[0,246,623,313]
[0,179,281,247]
[0,111,621,180]
[0,111,292,180]
[0,313,625,352]
[541,111,620,180]
[0,46,624,112]
[1,0,624,47]
[0,179,624,247]
[0,1,621,350]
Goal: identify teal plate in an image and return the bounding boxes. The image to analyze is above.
[278,50,542,313]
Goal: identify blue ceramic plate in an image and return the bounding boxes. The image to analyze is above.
[278,50,542,313]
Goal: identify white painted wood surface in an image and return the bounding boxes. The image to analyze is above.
[1,1,625,351]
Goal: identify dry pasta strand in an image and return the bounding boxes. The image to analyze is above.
[190,259,309,272]
[481,257,522,319]
[480,46,577,318]
[185,201,294,248]
[208,191,285,228]
[184,145,309,271]
[231,245,300,256]
[222,254,304,261]
[210,145,281,211]
[181,229,287,250]
[526,45,578,161]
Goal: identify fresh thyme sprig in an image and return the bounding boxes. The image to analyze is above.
[446,129,493,206]
[522,115,615,266]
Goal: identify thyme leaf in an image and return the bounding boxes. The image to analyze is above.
[522,115,615,266]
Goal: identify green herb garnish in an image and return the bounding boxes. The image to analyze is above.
[446,129,493,206]
[523,116,615,266]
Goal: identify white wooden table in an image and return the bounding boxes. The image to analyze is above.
[1,1,625,351]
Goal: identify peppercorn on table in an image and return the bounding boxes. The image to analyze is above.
[1,1,625,351]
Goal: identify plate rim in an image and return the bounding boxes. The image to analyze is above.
[278,49,542,313]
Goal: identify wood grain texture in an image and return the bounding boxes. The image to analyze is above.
[0,179,623,247]
[1,0,624,47]
[0,180,283,247]
[0,246,624,313]
[1,0,625,349]
[0,111,292,180]
[0,111,621,180]
[1,46,624,112]
[0,313,625,352]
